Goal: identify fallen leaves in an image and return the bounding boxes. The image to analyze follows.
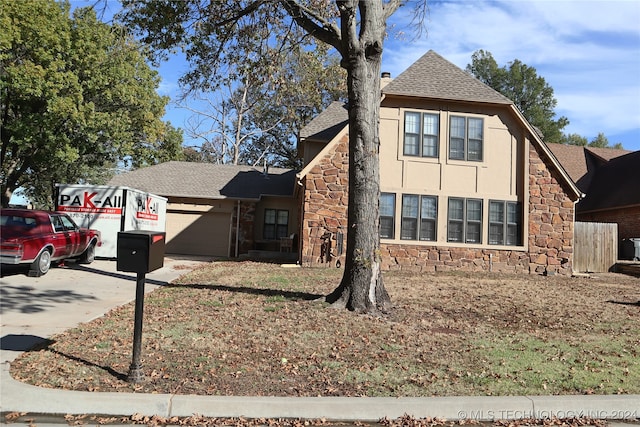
[8,262,640,398]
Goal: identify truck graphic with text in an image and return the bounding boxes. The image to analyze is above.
[55,184,167,258]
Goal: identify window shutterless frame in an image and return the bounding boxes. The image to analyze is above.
[403,111,439,158]
[489,200,522,246]
[401,194,437,241]
[401,195,419,240]
[419,195,437,241]
[449,116,483,161]
[447,197,483,244]
[379,193,396,239]
[264,209,289,240]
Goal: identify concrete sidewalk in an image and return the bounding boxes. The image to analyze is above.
[1,364,639,422]
[1,258,638,423]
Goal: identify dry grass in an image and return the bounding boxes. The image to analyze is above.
[10,261,640,397]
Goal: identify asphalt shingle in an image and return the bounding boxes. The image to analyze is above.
[546,143,631,192]
[299,101,348,142]
[382,50,513,104]
[108,161,297,200]
[299,50,513,144]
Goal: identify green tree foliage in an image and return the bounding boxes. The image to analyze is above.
[182,46,346,168]
[560,133,589,146]
[466,50,569,143]
[0,0,183,207]
[243,46,347,169]
[121,0,411,314]
[560,132,623,149]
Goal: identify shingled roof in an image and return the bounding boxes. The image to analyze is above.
[382,50,513,104]
[546,143,631,192]
[108,161,296,200]
[299,50,513,144]
[577,150,640,212]
[299,101,348,142]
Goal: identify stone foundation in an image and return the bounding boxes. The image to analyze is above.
[380,244,530,273]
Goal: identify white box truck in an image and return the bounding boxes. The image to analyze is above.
[55,184,167,258]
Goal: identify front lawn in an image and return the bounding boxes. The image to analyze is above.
[10,261,640,397]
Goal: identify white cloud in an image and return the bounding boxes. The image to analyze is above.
[383,0,640,150]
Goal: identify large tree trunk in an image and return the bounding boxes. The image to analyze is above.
[325,1,391,314]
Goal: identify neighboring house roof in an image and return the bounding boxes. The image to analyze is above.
[382,50,513,105]
[546,143,631,192]
[576,150,640,213]
[108,161,297,200]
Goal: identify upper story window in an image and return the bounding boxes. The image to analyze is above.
[264,209,288,240]
[449,116,483,161]
[380,193,396,239]
[404,111,439,158]
[401,194,437,241]
[447,197,482,244]
[489,201,521,246]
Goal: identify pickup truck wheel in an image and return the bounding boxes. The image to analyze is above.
[29,250,52,277]
[79,243,96,264]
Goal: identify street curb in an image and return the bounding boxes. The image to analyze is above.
[2,364,639,422]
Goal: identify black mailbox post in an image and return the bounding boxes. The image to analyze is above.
[117,230,166,383]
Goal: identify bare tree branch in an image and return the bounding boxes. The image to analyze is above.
[279,0,342,54]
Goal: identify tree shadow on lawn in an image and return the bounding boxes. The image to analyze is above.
[7,335,128,382]
[607,299,640,306]
[50,348,128,381]
[163,283,325,302]
[0,285,97,315]
[27,338,128,382]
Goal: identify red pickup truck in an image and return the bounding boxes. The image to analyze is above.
[0,208,101,277]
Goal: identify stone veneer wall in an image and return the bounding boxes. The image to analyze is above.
[300,138,576,275]
[526,143,576,274]
[300,135,349,267]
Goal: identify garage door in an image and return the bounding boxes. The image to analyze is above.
[165,211,231,257]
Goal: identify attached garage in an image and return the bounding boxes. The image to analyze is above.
[108,161,298,259]
[166,210,231,257]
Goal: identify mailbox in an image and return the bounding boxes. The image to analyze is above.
[117,230,166,273]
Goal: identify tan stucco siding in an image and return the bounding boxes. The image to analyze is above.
[302,141,328,166]
[380,105,520,197]
[254,196,299,241]
[298,97,575,274]
[378,103,526,251]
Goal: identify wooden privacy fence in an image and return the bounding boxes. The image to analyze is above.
[574,222,618,273]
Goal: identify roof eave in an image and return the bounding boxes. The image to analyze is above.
[297,123,350,183]
[381,92,513,106]
[508,105,584,201]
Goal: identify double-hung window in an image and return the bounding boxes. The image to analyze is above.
[264,209,288,240]
[404,111,439,158]
[449,116,483,161]
[447,198,483,244]
[401,195,437,241]
[489,201,521,245]
[380,193,396,239]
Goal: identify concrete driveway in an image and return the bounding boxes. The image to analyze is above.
[0,256,209,364]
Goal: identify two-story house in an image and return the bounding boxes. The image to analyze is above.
[296,50,582,275]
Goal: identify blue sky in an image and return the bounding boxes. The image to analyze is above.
[72,0,640,152]
[378,0,640,151]
[11,0,637,205]
[150,0,640,152]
